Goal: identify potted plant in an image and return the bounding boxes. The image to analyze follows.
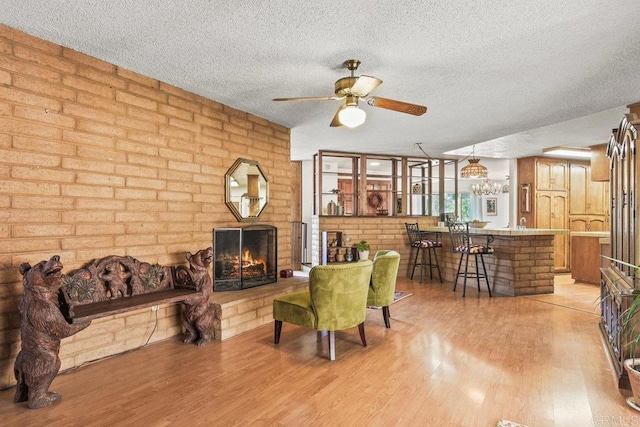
[623,294,640,409]
[355,240,370,260]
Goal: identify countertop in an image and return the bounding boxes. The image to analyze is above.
[420,226,569,236]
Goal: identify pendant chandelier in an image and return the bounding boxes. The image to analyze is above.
[472,179,501,196]
[460,146,488,179]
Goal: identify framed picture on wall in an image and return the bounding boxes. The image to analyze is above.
[486,198,497,216]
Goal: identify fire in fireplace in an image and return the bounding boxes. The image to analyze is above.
[213,225,277,291]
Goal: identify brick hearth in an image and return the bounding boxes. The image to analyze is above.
[210,272,309,340]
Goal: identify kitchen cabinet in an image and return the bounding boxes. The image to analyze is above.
[536,159,568,191]
[569,215,608,232]
[569,161,609,216]
[569,162,609,232]
[518,156,608,272]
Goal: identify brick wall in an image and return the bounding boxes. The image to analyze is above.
[0,25,292,389]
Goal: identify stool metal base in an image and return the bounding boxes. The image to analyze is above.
[453,253,492,297]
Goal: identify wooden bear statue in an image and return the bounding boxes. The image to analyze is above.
[181,247,214,346]
[14,255,91,409]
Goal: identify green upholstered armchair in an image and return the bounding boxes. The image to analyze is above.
[273,260,373,361]
[367,250,401,328]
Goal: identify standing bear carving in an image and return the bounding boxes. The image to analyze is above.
[14,256,91,409]
[182,247,214,346]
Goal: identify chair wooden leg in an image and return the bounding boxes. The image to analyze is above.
[274,320,282,344]
[382,306,391,328]
[480,254,492,297]
[329,330,336,361]
[358,322,367,347]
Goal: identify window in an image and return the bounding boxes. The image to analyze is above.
[458,193,474,221]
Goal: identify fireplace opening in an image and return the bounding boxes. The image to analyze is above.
[213,225,277,291]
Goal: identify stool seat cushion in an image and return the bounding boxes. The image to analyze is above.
[455,245,494,254]
[412,240,443,248]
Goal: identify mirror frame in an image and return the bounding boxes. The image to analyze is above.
[225,158,270,222]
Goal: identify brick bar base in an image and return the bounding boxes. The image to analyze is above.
[437,234,555,296]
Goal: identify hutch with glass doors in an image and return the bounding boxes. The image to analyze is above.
[600,112,640,389]
[314,150,460,219]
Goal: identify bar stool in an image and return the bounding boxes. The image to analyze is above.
[405,222,442,283]
[447,222,494,297]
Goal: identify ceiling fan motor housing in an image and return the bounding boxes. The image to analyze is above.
[334,76,358,97]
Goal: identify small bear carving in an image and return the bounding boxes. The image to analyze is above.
[182,247,214,346]
[14,256,91,409]
[100,262,130,299]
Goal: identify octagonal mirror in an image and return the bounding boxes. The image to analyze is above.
[225,158,269,221]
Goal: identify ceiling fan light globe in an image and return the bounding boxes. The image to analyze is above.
[338,106,366,128]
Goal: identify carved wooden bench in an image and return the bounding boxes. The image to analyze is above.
[14,248,213,409]
[60,254,201,323]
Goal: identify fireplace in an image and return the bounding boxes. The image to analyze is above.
[213,225,277,291]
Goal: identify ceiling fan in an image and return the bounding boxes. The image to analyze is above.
[273,59,427,128]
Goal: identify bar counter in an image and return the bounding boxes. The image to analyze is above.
[420,226,569,296]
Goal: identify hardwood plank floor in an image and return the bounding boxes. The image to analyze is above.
[0,275,636,426]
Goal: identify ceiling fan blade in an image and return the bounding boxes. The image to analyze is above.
[367,97,427,116]
[330,106,343,127]
[350,75,383,97]
[273,96,340,102]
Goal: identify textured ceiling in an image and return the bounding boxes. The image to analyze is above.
[3,1,640,161]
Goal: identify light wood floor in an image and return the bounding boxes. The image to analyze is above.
[0,274,636,426]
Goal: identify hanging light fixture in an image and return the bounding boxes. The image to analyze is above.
[460,146,488,178]
[471,179,501,196]
[338,95,366,128]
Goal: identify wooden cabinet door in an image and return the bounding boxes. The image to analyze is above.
[569,163,589,214]
[536,192,568,228]
[569,161,608,215]
[589,216,608,231]
[569,215,608,231]
[570,217,589,231]
[536,191,569,271]
[536,192,552,228]
[588,179,609,214]
[537,160,568,191]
